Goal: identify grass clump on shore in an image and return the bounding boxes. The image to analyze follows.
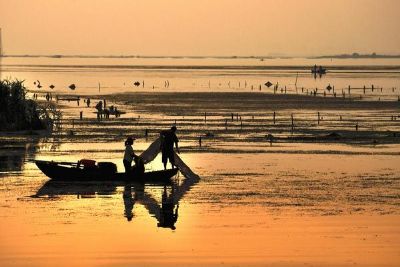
[0,79,61,131]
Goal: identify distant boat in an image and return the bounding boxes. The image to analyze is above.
[311,65,327,74]
[69,84,76,90]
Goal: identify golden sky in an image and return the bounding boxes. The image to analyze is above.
[0,0,399,56]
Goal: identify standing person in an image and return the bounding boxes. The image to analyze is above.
[123,137,138,177]
[160,126,180,170]
[95,101,103,119]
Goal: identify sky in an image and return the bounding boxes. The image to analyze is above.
[0,0,399,56]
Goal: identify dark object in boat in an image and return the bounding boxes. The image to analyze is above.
[35,160,178,182]
[134,81,140,87]
[69,84,76,90]
[49,84,55,89]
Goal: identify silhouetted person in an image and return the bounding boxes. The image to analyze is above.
[86,98,90,107]
[95,101,103,119]
[123,137,138,178]
[160,126,180,170]
[104,109,110,119]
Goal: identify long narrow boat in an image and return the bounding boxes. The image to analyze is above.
[35,160,178,182]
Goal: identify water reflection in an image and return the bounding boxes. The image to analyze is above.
[140,173,200,230]
[34,172,200,230]
[123,185,135,221]
[0,138,61,175]
[140,185,179,230]
[0,141,38,174]
[35,180,117,197]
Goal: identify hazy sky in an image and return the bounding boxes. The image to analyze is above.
[1,0,399,56]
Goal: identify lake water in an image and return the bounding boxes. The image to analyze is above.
[0,57,400,266]
[1,56,400,100]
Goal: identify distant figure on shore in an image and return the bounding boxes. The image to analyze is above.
[86,98,90,107]
[95,101,103,119]
[160,126,180,170]
[123,137,138,177]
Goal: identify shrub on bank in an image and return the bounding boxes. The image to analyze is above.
[0,79,61,131]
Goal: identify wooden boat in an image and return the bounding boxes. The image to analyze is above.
[35,160,178,182]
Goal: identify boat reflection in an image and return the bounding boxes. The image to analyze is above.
[35,180,119,198]
[34,172,200,230]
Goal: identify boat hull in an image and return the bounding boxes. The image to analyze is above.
[35,160,178,182]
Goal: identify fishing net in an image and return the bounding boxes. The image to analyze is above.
[139,137,199,179]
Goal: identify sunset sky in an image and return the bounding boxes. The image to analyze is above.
[1,0,399,56]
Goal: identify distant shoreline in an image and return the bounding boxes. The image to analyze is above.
[313,53,400,59]
[1,54,281,59]
[2,53,400,59]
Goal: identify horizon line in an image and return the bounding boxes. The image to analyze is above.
[2,52,400,59]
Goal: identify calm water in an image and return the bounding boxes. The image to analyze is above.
[0,140,399,266]
[1,57,400,266]
[1,56,400,100]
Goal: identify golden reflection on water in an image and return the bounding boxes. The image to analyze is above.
[1,150,400,266]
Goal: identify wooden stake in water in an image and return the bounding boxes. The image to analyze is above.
[291,114,294,131]
[317,112,320,125]
[273,111,276,124]
[204,112,207,123]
